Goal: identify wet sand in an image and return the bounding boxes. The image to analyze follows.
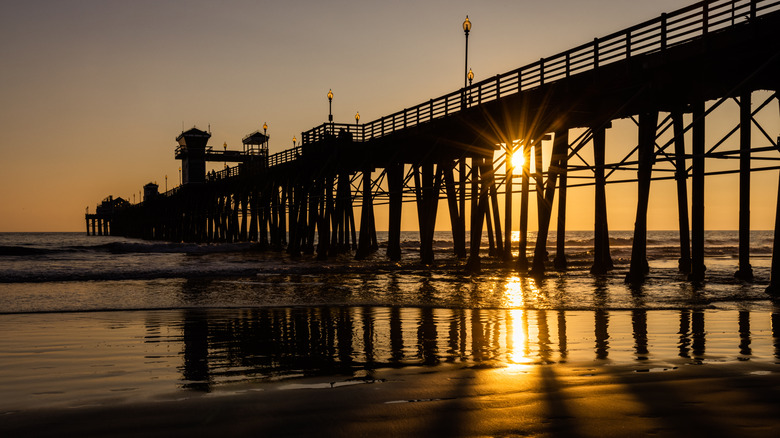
[2,360,779,437]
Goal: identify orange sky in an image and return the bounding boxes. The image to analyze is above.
[1,0,777,232]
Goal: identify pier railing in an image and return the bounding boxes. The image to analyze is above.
[234,1,780,177]
[293,0,778,151]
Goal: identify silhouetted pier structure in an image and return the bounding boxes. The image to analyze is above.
[89,0,780,290]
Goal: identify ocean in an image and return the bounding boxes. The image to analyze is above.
[0,230,774,312]
[1,231,778,411]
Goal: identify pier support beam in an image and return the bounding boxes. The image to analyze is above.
[444,161,466,259]
[459,159,468,258]
[554,132,569,270]
[673,110,692,274]
[356,168,375,260]
[767,158,780,296]
[489,171,504,257]
[591,125,613,275]
[690,101,707,282]
[735,91,754,281]
[517,143,531,271]
[466,156,485,272]
[316,178,330,260]
[415,162,441,265]
[387,163,403,261]
[504,147,514,263]
[766,93,780,296]
[531,130,567,276]
[626,110,658,284]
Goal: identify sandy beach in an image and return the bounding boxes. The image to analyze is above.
[2,360,778,437]
[2,305,779,437]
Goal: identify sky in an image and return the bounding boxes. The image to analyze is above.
[1,0,777,232]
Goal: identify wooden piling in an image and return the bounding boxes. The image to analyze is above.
[504,147,514,263]
[690,101,706,282]
[673,110,692,274]
[626,110,658,283]
[736,90,754,281]
[531,130,567,276]
[444,161,466,258]
[591,125,613,274]
[489,169,504,256]
[356,167,373,260]
[517,143,531,271]
[459,159,468,256]
[466,156,484,272]
[554,130,569,270]
[386,163,403,261]
[766,161,780,296]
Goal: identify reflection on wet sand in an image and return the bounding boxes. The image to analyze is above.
[176,304,780,391]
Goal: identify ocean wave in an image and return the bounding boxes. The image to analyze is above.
[0,241,259,257]
[0,245,58,256]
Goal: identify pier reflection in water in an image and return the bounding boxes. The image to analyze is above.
[177,306,780,391]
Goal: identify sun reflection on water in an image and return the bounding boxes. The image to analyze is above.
[507,309,533,370]
[502,275,544,309]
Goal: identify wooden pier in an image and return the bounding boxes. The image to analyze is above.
[89,0,780,291]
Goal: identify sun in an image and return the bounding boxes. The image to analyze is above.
[511,152,525,174]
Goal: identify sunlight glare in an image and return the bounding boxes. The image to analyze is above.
[508,309,533,368]
[503,276,524,308]
[511,152,525,170]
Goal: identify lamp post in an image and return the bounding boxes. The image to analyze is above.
[327,89,334,122]
[223,141,227,169]
[165,175,168,192]
[293,135,297,147]
[463,15,471,89]
[355,111,360,139]
[178,167,182,185]
[327,89,334,135]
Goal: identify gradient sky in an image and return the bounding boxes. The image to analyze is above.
[1,0,777,232]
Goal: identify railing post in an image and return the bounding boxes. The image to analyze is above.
[404,110,407,128]
[750,0,757,20]
[594,38,599,68]
[445,95,449,116]
[539,58,545,85]
[661,13,667,51]
[565,53,571,77]
[626,32,632,58]
[518,69,523,90]
[496,75,501,99]
[703,1,709,35]
[429,99,433,121]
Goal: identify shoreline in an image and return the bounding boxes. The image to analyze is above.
[2,360,778,437]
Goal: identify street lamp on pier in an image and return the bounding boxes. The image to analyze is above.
[328,89,334,122]
[293,135,297,147]
[327,89,334,135]
[178,167,182,185]
[223,141,228,169]
[165,175,168,192]
[463,15,471,89]
[355,111,360,138]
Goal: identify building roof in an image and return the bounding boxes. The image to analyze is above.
[242,131,269,145]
